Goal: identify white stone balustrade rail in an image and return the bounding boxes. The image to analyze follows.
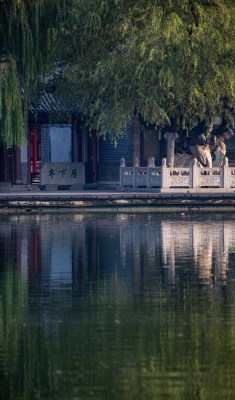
[120,157,235,191]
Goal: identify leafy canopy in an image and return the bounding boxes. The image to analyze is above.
[0,0,73,145]
[58,0,235,138]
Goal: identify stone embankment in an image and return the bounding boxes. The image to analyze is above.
[0,191,234,213]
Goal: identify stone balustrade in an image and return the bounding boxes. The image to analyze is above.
[120,157,235,191]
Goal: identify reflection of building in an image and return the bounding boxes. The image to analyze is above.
[0,215,235,292]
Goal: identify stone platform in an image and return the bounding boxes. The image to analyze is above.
[0,190,234,213]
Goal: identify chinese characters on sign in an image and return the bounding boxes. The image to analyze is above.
[71,169,77,179]
[41,163,85,186]
[49,169,55,180]
[48,169,78,180]
[59,169,66,178]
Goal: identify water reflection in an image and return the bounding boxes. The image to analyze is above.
[0,213,235,399]
[1,213,235,289]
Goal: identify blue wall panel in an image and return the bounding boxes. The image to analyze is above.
[99,123,132,163]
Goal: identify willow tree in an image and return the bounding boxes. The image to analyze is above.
[57,0,235,166]
[0,0,73,146]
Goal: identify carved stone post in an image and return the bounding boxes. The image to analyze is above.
[120,157,126,167]
[147,157,155,189]
[192,158,199,189]
[223,157,229,189]
[148,157,155,167]
[120,157,126,188]
[164,132,178,167]
[133,157,139,188]
[92,129,98,183]
[161,158,168,189]
[134,157,139,167]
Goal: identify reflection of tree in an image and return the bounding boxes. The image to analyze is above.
[0,263,71,399]
[27,279,235,400]
[0,267,27,397]
[0,215,235,399]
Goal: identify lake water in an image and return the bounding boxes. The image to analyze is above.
[0,212,235,400]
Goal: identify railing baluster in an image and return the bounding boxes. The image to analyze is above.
[120,157,233,190]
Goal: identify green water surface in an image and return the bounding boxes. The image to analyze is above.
[0,213,235,400]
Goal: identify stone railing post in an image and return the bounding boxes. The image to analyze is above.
[223,157,229,189]
[192,158,199,189]
[133,157,139,188]
[120,157,126,188]
[147,157,155,189]
[207,157,212,175]
[163,132,178,167]
[161,158,168,189]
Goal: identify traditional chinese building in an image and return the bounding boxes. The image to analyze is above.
[1,90,234,190]
[0,90,168,190]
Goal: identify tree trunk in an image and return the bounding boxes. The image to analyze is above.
[138,112,234,167]
[174,118,234,167]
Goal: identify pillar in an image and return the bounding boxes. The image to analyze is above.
[14,146,23,184]
[0,143,6,181]
[120,157,126,188]
[163,131,178,167]
[192,158,199,189]
[27,224,32,284]
[77,124,82,162]
[132,117,141,164]
[27,124,31,184]
[32,126,37,174]
[161,158,168,189]
[223,157,229,189]
[147,157,155,188]
[133,156,139,188]
[92,129,98,183]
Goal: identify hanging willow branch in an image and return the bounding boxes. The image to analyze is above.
[0,55,23,145]
[0,0,73,146]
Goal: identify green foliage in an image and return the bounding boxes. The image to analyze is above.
[58,0,235,138]
[0,0,73,145]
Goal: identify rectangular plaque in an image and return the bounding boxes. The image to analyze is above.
[40,163,85,185]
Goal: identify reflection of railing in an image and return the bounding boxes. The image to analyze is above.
[120,157,235,190]
[119,218,235,284]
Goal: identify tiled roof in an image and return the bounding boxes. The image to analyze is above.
[29,91,79,117]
